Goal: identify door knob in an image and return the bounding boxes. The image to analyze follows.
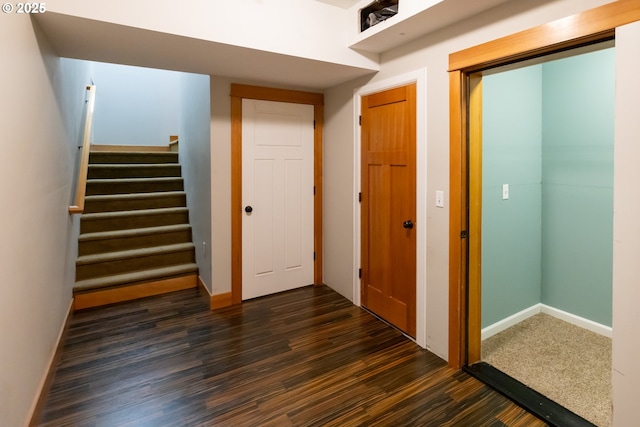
[403,220,414,229]
[245,206,253,213]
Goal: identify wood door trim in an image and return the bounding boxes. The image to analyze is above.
[231,95,243,305]
[467,74,483,365]
[448,0,640,72]
[448,70,466,368]
[230,84,324,106]
[447,0,640,368]
[231,84,324,305]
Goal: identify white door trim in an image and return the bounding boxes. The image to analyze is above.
[353,69,428,348]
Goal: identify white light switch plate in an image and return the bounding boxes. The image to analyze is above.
[502,184,509,200]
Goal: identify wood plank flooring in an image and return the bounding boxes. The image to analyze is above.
[37,286,546,426]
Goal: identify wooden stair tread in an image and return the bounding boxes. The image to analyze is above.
[87,164,182,179]
[88,151,179,165]
[87,177,183,184]
[84,191,186,202]
[76,242,195,266]
[83,191,187,214]
[74,264,199,292]
[85,177,185,195]
[89,163,180,168]
[79,224,191,242]
[90,144,170,152]
[89,151,177,156]
[81,206,188,220]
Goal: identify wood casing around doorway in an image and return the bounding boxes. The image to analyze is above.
[448,0,640,369]
[230,85,324,306]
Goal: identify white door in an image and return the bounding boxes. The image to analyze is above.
[242,99,315,300]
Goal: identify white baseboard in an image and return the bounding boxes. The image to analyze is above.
[482,302,612,341]
[540,304,612,338]
[481,304,541,340]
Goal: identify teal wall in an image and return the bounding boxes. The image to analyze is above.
[481,47,614,328]
[541,48,614,326]
[482,66,543,327]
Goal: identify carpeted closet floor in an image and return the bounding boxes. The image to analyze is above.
[482,313,611,427]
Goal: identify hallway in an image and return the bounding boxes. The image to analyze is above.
[37,286,543,426]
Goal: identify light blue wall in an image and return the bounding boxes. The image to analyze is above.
[178,73,212,292]
[90,62,214,292]
[482,48,614,329]
[482,66,543,327]
[541,48,614,326]
[91,62,181,146]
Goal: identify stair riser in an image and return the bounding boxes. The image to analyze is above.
[73,274,198,311]
[89,152,179,164]
[74,264,199,292]
[79,229,193,256]
[88,165,182,179]
[81,212,190,234]
[86,180,184,196]
[84,194,187,213]
[76,248,196,281]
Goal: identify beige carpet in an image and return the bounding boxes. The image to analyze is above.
[482,313,611,427]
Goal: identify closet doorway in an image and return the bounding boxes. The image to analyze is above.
[447,2,640,426]
[470,42,614,426]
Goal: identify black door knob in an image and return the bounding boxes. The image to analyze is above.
[245,206,253,213]
[403,220,414,229]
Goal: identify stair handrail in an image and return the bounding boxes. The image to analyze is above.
[69,85,96,214]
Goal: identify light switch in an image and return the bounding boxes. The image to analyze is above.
[502,184,509,200]
[436,190,444,208]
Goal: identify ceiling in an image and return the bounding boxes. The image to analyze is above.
[34,12,378,90]
[34,0,517,89]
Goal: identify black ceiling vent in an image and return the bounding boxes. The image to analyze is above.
[360,0,399,33]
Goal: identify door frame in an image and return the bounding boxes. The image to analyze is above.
[231,84,324,304]
[354,69,427,348]
[447,0,640,368]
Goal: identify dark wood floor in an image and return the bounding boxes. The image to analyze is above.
[37,285,546,427]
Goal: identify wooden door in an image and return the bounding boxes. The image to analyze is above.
[361,83,417,337]
[242,99,315,300]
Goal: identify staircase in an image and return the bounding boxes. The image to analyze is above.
[73,146,199,310]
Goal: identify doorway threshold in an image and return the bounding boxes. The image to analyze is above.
[464,362,596,427]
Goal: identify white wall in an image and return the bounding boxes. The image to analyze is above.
[45,0,377,70]
[92,62,181,146]
[178,73,212,291]
[612,19,640,427]
[323,0,612,360]
[0,16,92,427]
[324,77,370,300]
